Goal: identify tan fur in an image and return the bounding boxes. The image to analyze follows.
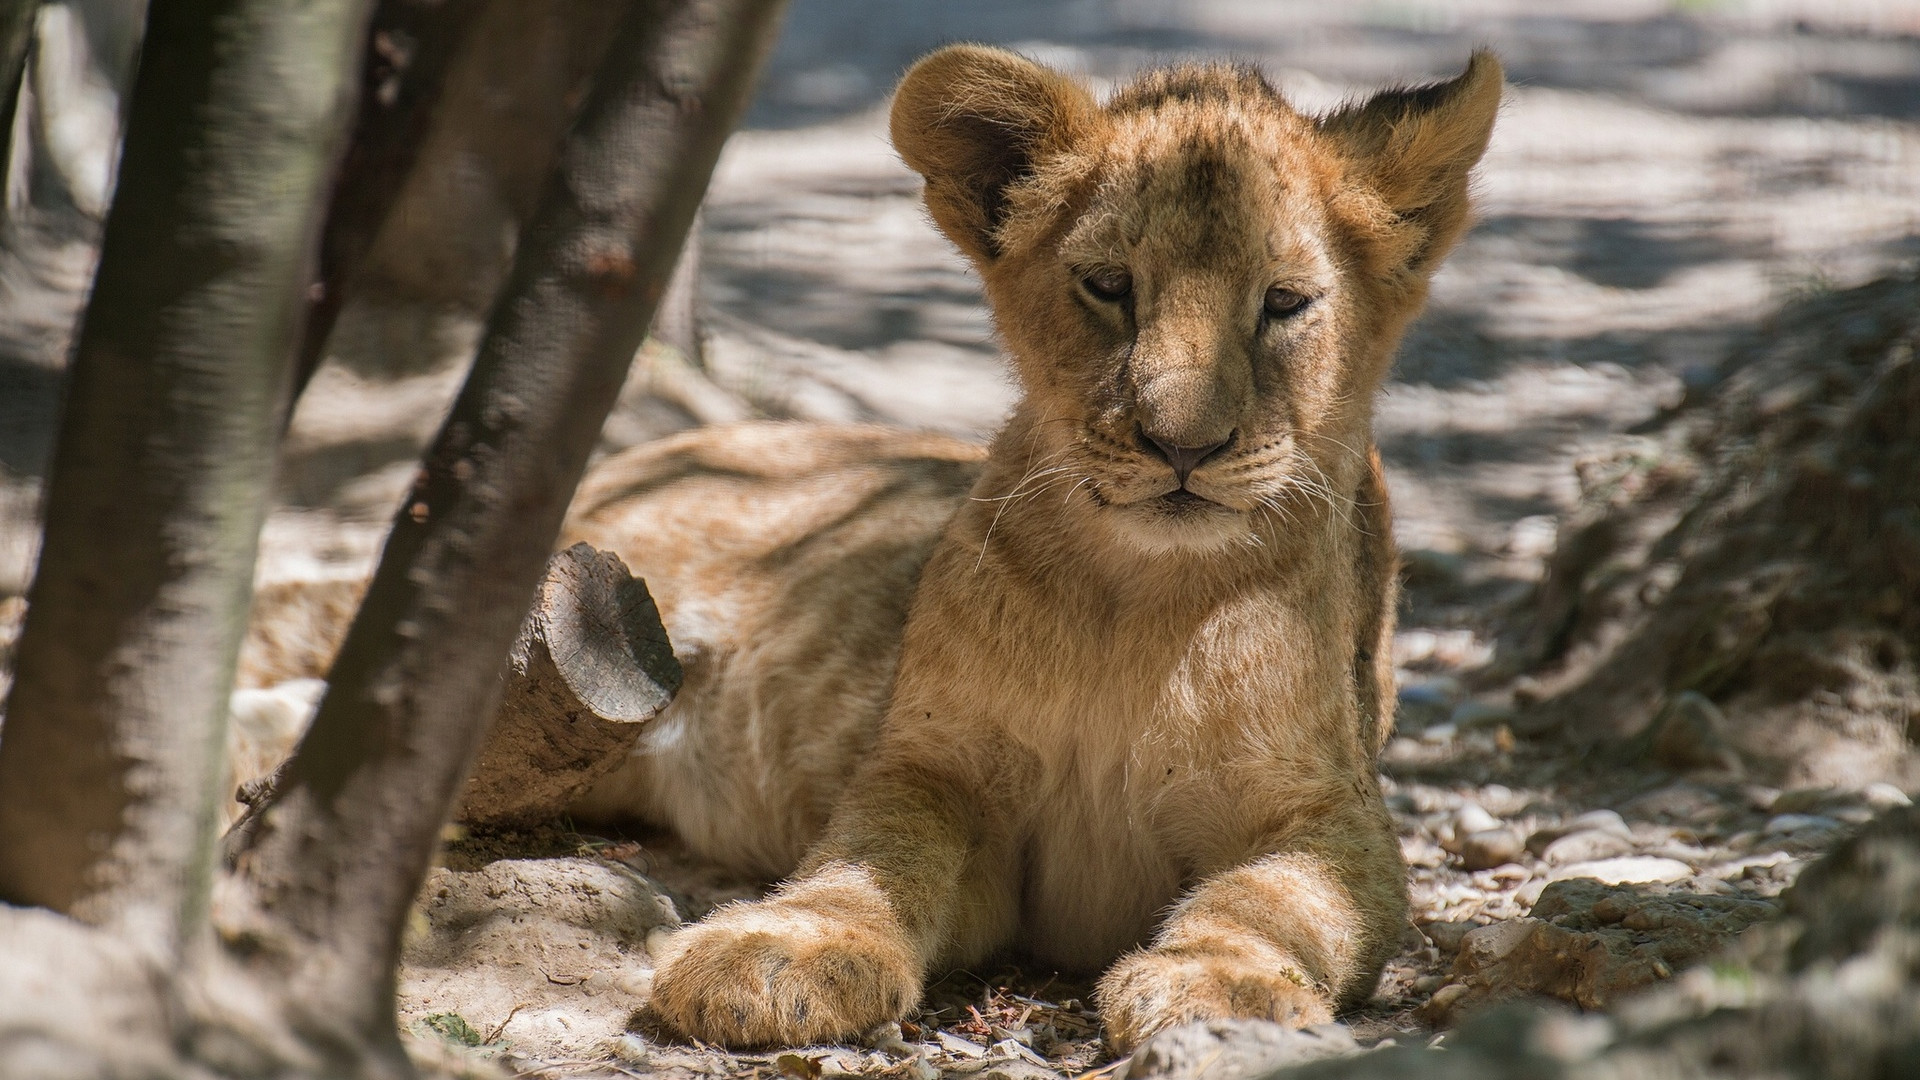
[571,46,1503,1049]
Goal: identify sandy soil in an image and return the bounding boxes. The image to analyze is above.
[2,2,1919,1078]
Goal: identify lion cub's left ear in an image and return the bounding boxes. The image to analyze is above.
[1320,50,1504,276]
[891,45,1100,264]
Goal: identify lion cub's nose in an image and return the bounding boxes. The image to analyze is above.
[1138,428,1232,486]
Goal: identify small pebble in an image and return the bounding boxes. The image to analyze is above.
[612,1035,650,1066]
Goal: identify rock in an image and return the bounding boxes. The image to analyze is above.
[1540,829,1636,866]
[1527,809,1633,857]
[1862,782,1913,811]
[1396,676,1461,708]
[1117,1019,1359,1080]
[1425,880,1779,1026]
[1571,809,1632,836]
[1458,828,1525,872]
[1763,813,1842,836]
[1421,919,1476,955]
[1454,803,1501,836]
[1455,919,1536,970]
[1549,856,1694,885]
[1768,787,1840,814]
[1643,691,1740,771]
[1449,701,1517,730]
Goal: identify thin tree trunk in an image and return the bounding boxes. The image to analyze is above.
[288,0,486,400]
[0,0,38,228]
[0,0,374,962]
[219,0,786,1052]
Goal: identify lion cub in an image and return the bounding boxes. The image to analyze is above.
[565,46,1501,1049]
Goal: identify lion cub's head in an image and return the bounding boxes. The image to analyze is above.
[891,48,1500,555]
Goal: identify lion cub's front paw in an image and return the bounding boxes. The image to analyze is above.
[1095,948,1334,1053]
[648,899,921,1047]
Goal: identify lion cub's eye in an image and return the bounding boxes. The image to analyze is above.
[1263,286,1311,319]
[1083,267,1133,302]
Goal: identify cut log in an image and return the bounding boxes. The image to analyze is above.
[456,542,681,828]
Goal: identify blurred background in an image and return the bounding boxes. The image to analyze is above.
[2,0,1918,677]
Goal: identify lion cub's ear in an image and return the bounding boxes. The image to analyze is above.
[891,45,1100,264]
[1320,50,1503,276]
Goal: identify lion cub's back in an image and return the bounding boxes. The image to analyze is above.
[563,422,984,875]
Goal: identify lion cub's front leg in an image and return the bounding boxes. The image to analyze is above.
[1096,839,1406,1052]
[649,776,1011,1046]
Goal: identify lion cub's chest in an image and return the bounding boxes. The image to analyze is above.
[974,587,1340,970]
[994,657,1273,968]
[1014,744,1192,968]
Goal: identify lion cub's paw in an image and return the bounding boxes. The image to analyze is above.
[1094,947,1334,1052]
[647,899,921,1047]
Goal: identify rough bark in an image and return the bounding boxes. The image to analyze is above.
[288,0,486,399]
[457,543,680,829]
[0,0,373,962]
[218,0,786,1061]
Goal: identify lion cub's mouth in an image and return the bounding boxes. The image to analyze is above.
[1152,488,1221,512]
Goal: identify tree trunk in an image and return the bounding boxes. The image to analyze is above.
[652,203,705,366]
[0,0,37,226]
[0,0,373,964]
[217,0,787,1059]
[288,0,486,400]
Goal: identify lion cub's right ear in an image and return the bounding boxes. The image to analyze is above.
[891,46,1100,264]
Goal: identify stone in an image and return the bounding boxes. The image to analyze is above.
[1454,802,1501,836]
[1455,919,1536,970]
[1449,701,1517,730]
[1549,856,1694,885]
[1540,829,1636,866]
[1421,919,1476,955]
[1764,813,1842,836]
[1643,691,1740,771]
[1117,1019,1359,1080]
[1458,828,1525,872]
[1527,809,1633,857]
[1571,809,1632,836]
[1769,787,1840,814]
[1862,782,1913,811]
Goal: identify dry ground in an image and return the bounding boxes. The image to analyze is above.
[3,2,1920,1078]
